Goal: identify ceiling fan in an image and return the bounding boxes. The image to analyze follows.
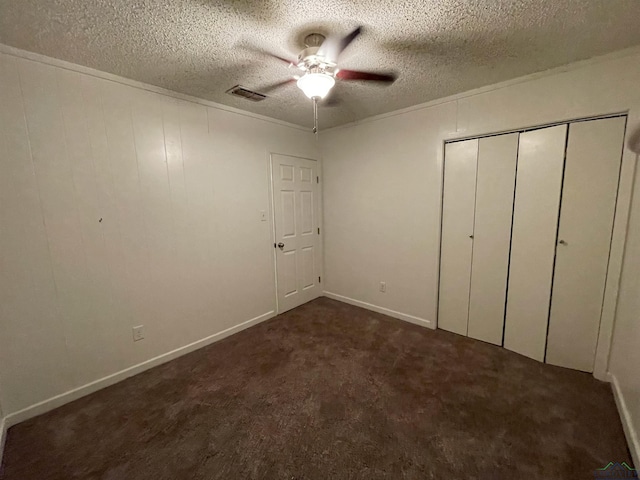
[247,26,397,133]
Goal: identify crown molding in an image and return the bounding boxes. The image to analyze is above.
[321,44,640,134]
[0,43,310,132]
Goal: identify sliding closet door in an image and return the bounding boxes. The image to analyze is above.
[467,133,519,345]
[439,139,478,336]
[503,125,567,361]
[546,117,625,372]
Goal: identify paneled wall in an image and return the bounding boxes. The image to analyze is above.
[320,49,640,462]
[321,103,457,326]
[0,50,318,416]
[609,146,640,466]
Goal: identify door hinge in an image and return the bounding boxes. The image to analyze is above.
[316,176,319,184]
[318,276,321,283]
[317,227,320,235]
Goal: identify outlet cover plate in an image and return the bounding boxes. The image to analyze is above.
[132,325,145,342]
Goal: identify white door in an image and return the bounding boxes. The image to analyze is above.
[439,139,478,336]
[503,125,567,362]
[467,133,519,345]
[545,117,625,372]
[271,154,322,313]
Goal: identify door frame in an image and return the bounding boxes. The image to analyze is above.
[435,111,633,380]
[268,152,324,315]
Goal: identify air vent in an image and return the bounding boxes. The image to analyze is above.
[226,85,267,102]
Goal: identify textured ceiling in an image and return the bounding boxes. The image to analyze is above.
[2,1,640,129]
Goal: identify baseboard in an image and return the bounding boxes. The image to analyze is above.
[609,373,640,468]
[323,291,433,329]
[0,415,6,468]
[4,310,276,428]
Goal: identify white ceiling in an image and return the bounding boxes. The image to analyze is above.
[2,0,640,129]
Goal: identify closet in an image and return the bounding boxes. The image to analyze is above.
[438,116,626,372]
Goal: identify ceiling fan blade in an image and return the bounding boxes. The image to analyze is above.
[337,26,363,57]
[318,26,363,62]
[239,43,297,66]
[257,78,296,94]
[336,69,397,83]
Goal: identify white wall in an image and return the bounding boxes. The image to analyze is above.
[609,141,640,466]
[320,47,640,461]
[0,398,4,466]
[0,47,319,419]
[321,102,456,326]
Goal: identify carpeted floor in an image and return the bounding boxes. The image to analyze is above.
[0,297,632,479]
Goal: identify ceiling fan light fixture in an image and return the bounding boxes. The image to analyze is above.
[297,72,335,99]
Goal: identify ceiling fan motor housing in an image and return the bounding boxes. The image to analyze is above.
[297,46,337,76]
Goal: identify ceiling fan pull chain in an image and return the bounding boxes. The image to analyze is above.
[313,97,319,135]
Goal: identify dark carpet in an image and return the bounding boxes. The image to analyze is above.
[0,297,631,479]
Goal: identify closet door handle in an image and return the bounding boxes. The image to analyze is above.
[469,235,474,239]
[558,239,567,246]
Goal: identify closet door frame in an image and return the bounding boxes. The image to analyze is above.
[435,112,632,381]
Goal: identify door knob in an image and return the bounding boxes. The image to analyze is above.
[558,239,567,245]
[469,235,474,239]
[277,242,285,250]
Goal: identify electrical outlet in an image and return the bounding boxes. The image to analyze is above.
[379,281,386,293]
[132,325,145,342]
